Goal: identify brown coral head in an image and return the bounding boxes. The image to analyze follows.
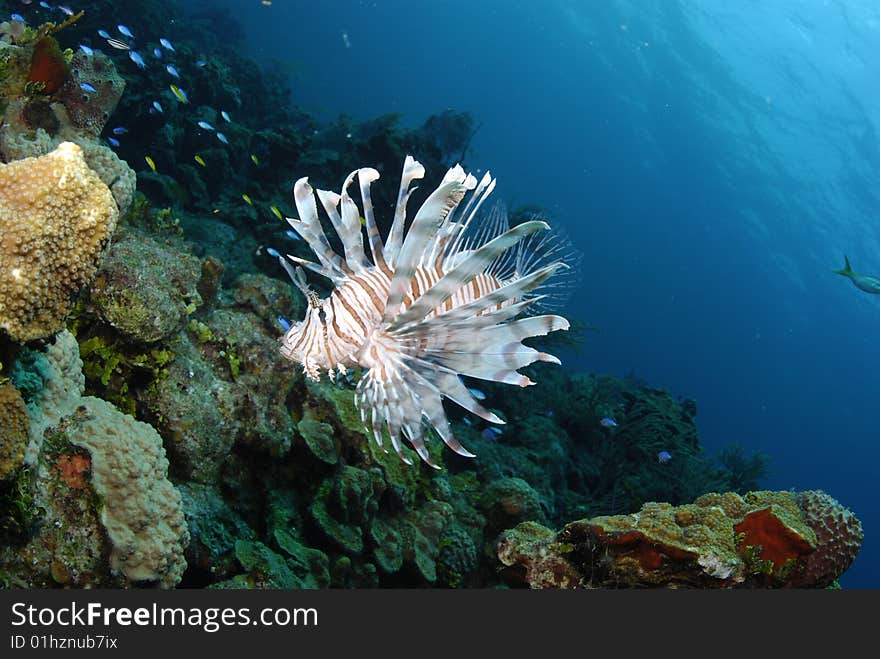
[28,36,70,95]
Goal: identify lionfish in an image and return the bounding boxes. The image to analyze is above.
[275,156,573,467]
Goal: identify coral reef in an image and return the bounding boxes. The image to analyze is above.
[0,331,187,588]
[0,142,118,341]
[496,490,862,588]
[0,382,28,480]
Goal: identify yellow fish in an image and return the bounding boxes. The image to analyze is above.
[242,194,253,206]
[194,155,207,167]
[250,154,259,165]
[270,205,284,221]
[144,155,156,172]
[169,84,189,104]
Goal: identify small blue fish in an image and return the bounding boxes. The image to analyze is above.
[197,120,215,131]
[599,417,617,429]
[117,24,133,38]
[266,247,281,258]
[285,229,301,241]
[106,137,120,148]
[166,64,180,79]
[159,38,174,51]
[467,387,486,401]
[152,100,164,113]
[277,316,291,332]
[195,60,207,68]
[97,29,110,39]
[112,126,128,135]
[58,5,73,15]
[153,47,162,58]
[216,132,229,145]
[128,51,146,69]
[79,44,94,56]
[658,450,672,464]
[220,110,231,122]
[80,82,97,93]
[462,417,473,427]
[39,2,52,9]
[481,427,503,441]
[11,13,25,22]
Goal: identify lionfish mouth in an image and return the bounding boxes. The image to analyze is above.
[273,156,574,467]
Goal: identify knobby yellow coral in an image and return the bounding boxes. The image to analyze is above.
[0,142,118,341]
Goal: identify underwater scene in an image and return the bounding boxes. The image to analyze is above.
[0,0,873,589]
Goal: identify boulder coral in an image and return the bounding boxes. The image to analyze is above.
[0,142,118,342]
[497,490,862,588]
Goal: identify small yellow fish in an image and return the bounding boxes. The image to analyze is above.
[262,1,272,5]
[270,205,283,221]
[169,84,189,104]
[359,216,367,226]
[250,154,259,165]
[242,194,253,206]
[194,155,207,167]
[144,155,156,172]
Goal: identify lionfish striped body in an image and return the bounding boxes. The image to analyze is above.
[276,156,571,467]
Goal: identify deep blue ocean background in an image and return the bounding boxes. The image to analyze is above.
[210,0,880,587]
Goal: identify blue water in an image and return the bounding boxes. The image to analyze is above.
[222,0,878,587]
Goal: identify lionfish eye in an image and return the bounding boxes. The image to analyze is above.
[318,308,327,322]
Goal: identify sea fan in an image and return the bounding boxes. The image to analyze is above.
[276,156,573,467]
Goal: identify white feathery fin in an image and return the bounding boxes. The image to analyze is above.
[390,220,550,330]
[338,171,372,271]
[316,188,368,273]
[385,156,425,266]
[292,177,348,280]
[357,168,385,268]
[381,179,469,323]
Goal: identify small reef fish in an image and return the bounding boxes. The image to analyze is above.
[159,38,175,51]
[79,82,97,93]
[169,84,189,103]
[97,29,110,39]
[277,316,291,332]
[242,193,253,205]
[153,47,162,58]
[152,100,164,113]
[250,154,259,165]
[269,205,283,221]
[285,229,301,241]
[144,155,156,172]
[117,24,134,38]
[112,126,128,135]
[129,51,146,69]
[58,5,73,15]
[467,387,486,401]
[657,450,672,464]
[481,427,503,441]
[266,247,281,258]
[216,132,229,144]
[834,256,880,294]
[78,44,94,56]
[11,13,25,22]
[194,155,206,167]
[39,2,51,9]
[196,120,215,131]
[220,110,231,122]
[106,137,120,147]
[599,417,618,429]
[195,60,207,68]
[106,38,130,50]
[166,64,180,79]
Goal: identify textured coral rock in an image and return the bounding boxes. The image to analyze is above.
[56,52,125,137]
[0,142,118,341]
[0,382,29,479]
[497,490,862,588]
[67,397,190,588]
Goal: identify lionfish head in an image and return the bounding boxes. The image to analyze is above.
[279,275,333,380]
